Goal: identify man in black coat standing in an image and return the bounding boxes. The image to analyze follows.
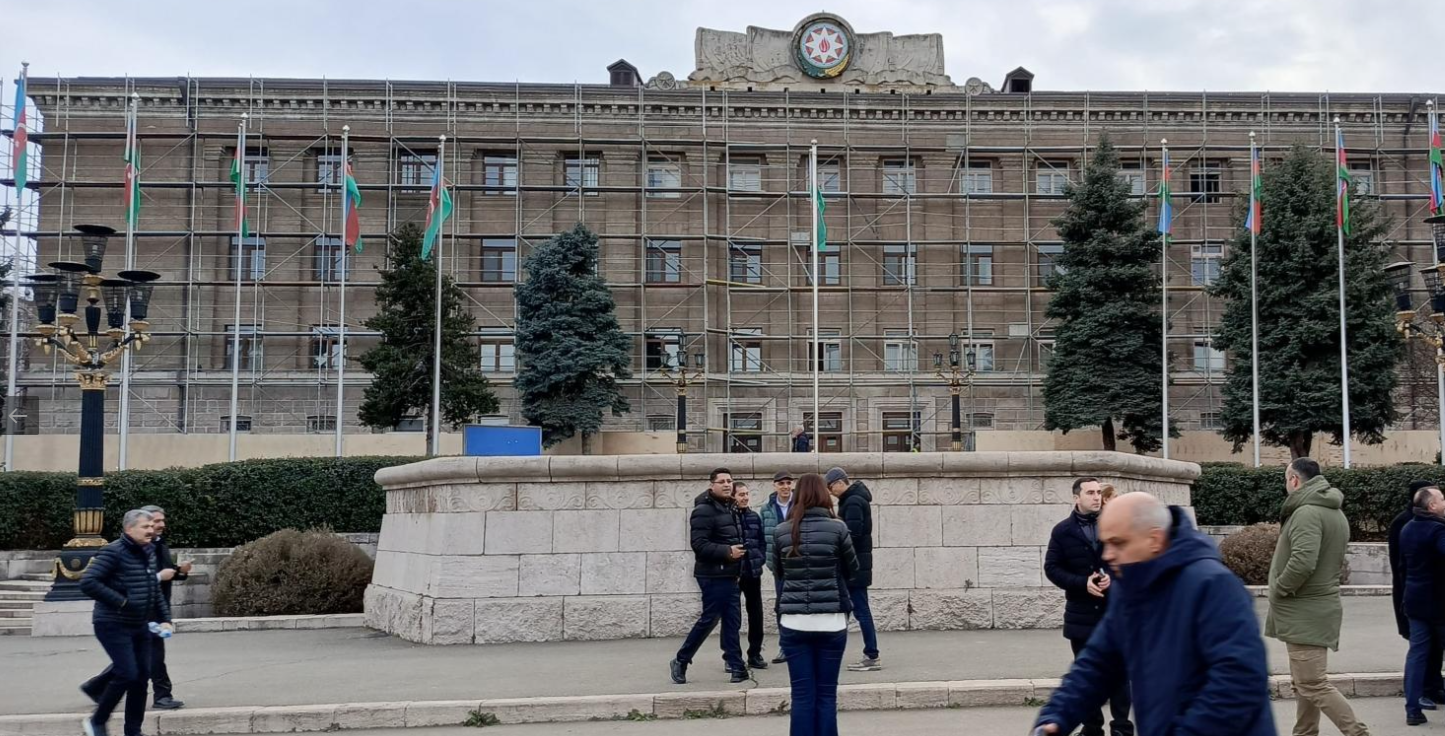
[1044,477,1134,736]
[83,505,191,711]
[1392,480,1445,708]
[826,466,880,672]
[670,468,748,685]
[733,482,770,670]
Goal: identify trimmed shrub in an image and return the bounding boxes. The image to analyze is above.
[211,528,374,616]
[0,456,417,550]
[1218,523,1278,585]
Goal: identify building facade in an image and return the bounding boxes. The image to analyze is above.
[12,14,1443,454]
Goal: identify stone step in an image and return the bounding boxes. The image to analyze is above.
[0,601,34,611]
[0,608,32,618]
[19,573,51,582]
[0,591,46,601]
[0,580,51,591]
[0,619,32,635]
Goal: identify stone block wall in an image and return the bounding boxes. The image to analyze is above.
[365,452,1200,644]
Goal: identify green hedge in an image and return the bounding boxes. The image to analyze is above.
[0,456,417,551]
[1192,462,1445,539]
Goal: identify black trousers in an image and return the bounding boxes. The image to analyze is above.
[1070,636,1134,736]
[740,575,764,659]
[86,634,171,701]
[91,622,152,736]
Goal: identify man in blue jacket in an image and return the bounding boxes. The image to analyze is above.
[1034,492,1274,736]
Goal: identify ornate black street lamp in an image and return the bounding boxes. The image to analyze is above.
[933,332,976,452]
[31,225,160,599]
[1383,213,1445,465]
[659,346,706,453]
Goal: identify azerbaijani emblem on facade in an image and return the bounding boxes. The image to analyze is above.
[793,17,853,79]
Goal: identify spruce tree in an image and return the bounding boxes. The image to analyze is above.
[1042,138,1169,452]
[357,223,498,435]
[514,223,631,452]
[1210,144,1398,459]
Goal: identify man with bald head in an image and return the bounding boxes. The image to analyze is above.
[1034,493,1274,736]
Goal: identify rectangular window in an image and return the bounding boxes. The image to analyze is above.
[316,153,343,191]
[1194,340,1226,372]
[1118,162,1146,196]
[1189,164,1222,204]
[729,242,763,284]
[969,342,996,372]
[963,244,994,286]
[803,411,844,453]
[881,411,920,453]
[809,329,843,372]
[882,159,917,195]
[723,412,764,453]
[1200,412,1223,430]
[645,239,682,283]
[884,329,915,372]
[230,147,269,185]
[479,330,516,373]
[394,416,424,432]
[230,236,267,282]
[311,326,343,369]
[817,160,842,193]
[1191,243,1224,286]
[1038,244,1066,283]
[480,238,518,283]
[728,157,762,192]
[1038,340,1055,371]
[798,237,841,286]
[646,158,682,198]
[1036,163,1070,195]
[224,324,263,371]
[307,415,337,434]
[961,160,993,195]
[1349,161,1375,196]
[398,152,437,190]
[564,156,600,195]
[645,330,682,371]
[969,412,995,429]
[647,415,676,432]
[883,244,916,286]
[483,154,518,195]
[314,236,345,282]
[729,329,764,373]
[221,415,252,432]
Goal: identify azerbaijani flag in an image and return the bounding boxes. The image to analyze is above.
[1336,127,1352,235]
[813,183,827,252]
[343,162,363,252]
[1157,147,1172,241]
[1244,143,1262,235]
[1429,104,1443,215]
[12,65,28,192]
[122,101,140,229]
[229,136,250,238]
[420,158,452,261]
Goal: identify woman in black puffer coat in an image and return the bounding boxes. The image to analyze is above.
[770,473,859,736]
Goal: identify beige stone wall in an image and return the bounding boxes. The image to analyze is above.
[365,451,1199,644]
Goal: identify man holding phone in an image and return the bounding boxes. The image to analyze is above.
[1044,477,1133,736]
[670,467,749,685]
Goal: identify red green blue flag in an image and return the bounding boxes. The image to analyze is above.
[123,100,140,229]
[1244,143,1262,235]
[813,183,827,252]
[420,158,452,261]
[1336,127,1352,235]
[343,162,363,252]
[229,130,250,238]
[12,65,28,192]
[1157,148,1172,241]
[1429,105,1443,216]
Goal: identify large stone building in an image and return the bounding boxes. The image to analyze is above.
[12,14,1443,455]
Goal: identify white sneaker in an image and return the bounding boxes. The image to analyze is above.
[847,656,882,672]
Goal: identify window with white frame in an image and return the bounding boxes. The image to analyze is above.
[969,412,995,429]
[221,415,253,432]
[479,330,516,373]
[1189,162,1223,204]
[963,244,994,286]
[723,411,764,453]
[644,329,682,371]
[314,236,345,282]
[1349,161,1375,196]
[647,415,676,432]
[729,242,763,284]
[398,152,437,190]
[564,156,600,195]
[1118,161,1146,196]
[809,329,843,372]
[483,154,518,195]
[730,329,764,373]
[882,158,917,195]
[1191,243,1224,286]
[310,326,343,369]
[316,152,344,191]
[961,160,993,194]
[480,238,518,283]
[1193,340,1226,372]
[728,157,763,192]
[307,415,337,433]
[883,244,916,286]
[230,236,266,282]
[646,239,683,283]
[1038,244,1066,283]
[231,147,269,185]
[1036,162,1071,195]
[817,160,842,193]
[1200,412,1223,430]
[224,324,263,371]
[884,329,915,372]
[964,332,995,372]
[1038,340,1055,371]
[646,158,682,198]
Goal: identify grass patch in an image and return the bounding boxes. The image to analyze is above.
[682,702,731,719]
[627,709,658,722]
[462,710,500,728]
[1023,696,1046,708]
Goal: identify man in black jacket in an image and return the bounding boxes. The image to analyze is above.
[1392,480,1445,709]
[826,466,880,672]
[1044,477,1134,736]
[733,482,769,670]
[670,468,747,685]
[83,505,191,710]
[80,508,174,736]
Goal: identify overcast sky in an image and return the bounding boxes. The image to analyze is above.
[3,0,1442,94]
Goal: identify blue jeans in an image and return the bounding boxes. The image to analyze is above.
[92,621,153,736]
[848,586,879,659]
[1408,619,1445,714]
[781,627,847,736]
[676,577,744,672]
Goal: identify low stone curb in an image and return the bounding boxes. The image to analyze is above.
[0,673,1403,735]
[174,614,364,633]
[1244,585,1389,598]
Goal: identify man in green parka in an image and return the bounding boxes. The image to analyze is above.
[1266,457,1370,736]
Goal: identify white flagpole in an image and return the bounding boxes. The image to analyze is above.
[809,140,820,455]
[1335,117,1352,468]
[429,135,447,457]
[1249,131,1261,468]
[118,92,138,470]
[3,62,27,472]
[1160,138,1170,460]
[228,115,247,462]
[334,126,350,458]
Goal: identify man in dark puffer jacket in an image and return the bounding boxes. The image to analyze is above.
[670,468,747,685]
[734,482,770,670]
[1045,477,1133,736]
[827,466,880,672]
[80,508,174,736]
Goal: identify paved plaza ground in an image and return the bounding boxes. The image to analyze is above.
[0,597,1401,717]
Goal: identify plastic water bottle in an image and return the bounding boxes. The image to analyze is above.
[148,622,173,639]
